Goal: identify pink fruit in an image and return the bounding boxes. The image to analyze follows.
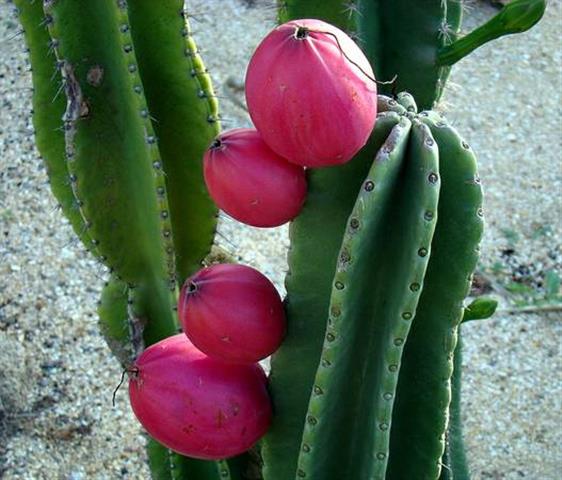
[245,18,377,168]
[179,264,286,364]
[128,334,271,460]
[203,128,307,227]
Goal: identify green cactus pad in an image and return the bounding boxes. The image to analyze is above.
[296,117,440,479]
[262,113,401,480]
[127,0,219,284]
[388,112,484,479]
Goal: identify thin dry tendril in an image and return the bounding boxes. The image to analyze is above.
[296,26,398,90]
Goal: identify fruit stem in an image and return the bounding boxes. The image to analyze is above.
[188,281,198,294]
[112,366,139,407]
[210,138,223,150]
[308,29,397,89]
[295,26,310,39]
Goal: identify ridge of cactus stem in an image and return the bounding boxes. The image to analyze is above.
[127,0,220,284]
[439,333,470,480]
[14,0,100,255]
[388,110,484,479]
[296,117,440,480]
[357,0,451,109]
[278,0,358,32]
[262,112,401,480]
[438,0,546,66]
[98,276,131,367]
[43,0,176,345]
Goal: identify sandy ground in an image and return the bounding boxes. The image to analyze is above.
[0,0,560,479]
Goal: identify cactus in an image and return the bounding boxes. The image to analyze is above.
[14,0,545,479]
[258,2,544,478]
[262,92,484,479]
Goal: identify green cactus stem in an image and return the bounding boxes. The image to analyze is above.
[438,0,546,66]
[18,0,231,476]
[127,0,219,284]
[278,0,356,32]
[98,276,132,367]
[296,116,440,479]
[388,109,484,479]
[262,113,401,480]
[439,333,470,480]
[279,0,545,108]
[43,0,176,345]
[14,0,97,252]
[265,93,485,479]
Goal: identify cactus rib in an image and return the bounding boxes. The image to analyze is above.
[43,0,176,345]
[262,113,401,480]
[296,117,440,480]
[98,276,131,367]
[388,111,484,479]
[439,333,470,480]
[14,0,101,255]
[127,0,220,284]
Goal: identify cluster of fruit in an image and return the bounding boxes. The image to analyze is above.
[129,264,283,459]
[127,18,378,460]
[204,18,378,228]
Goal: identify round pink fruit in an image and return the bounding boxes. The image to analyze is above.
[179,264,286,364]
[203,128,307,228]
[129,334,271,460]
[245,19,377,168]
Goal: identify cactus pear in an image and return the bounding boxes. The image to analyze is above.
[179,264,286,364]
[203,128,307,227]
[245,19,377,167]
[128,334,272,460]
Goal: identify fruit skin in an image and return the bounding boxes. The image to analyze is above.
[179,264,286,364]
[128,334,272,460]
[245,18,377,168]
[203,128,307,227]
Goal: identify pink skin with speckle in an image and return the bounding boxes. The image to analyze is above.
[128,334,271,460]
[245,19,377,167]
[203,128,307,228]
[179,264,286,364]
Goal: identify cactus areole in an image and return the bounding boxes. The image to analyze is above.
[128,334,272,460]
[203,128,307,227]
[245,19,377,167]
[179,264,286,364]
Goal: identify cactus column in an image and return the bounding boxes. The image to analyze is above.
[263,93,483,480]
